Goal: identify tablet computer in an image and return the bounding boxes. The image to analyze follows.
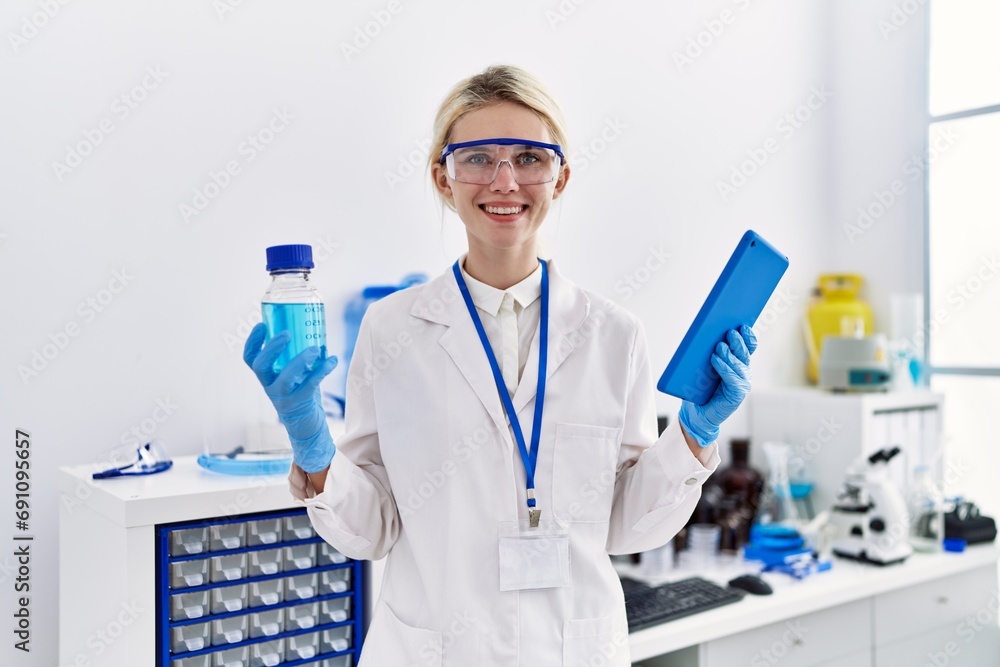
[657,230,789,405]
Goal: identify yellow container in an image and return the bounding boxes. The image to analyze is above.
[805,274,874,383]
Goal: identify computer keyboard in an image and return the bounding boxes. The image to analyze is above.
[621,576,744,631]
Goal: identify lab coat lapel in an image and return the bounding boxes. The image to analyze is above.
[510,259,590,415]
[409,270,510,438]
[409,259,591,438]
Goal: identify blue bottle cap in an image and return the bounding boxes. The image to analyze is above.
[943,538,966,553]
[266,244,314,272]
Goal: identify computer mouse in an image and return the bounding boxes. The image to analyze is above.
[728,574,773,596]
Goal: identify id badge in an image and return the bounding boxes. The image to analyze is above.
[498,518,571,592]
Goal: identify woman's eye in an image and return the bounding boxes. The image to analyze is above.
[517,152,542,165]
[462,153,491,165]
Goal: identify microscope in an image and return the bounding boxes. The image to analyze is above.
[830,447,913,566]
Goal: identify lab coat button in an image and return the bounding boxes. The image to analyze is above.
[684,477,697,485]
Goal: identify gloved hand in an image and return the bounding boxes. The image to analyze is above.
[678,324,757,447]
[243,322,339,473]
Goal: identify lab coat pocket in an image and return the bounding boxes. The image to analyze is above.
[552,423,622,522]
[360,599,442,667]
[563,613,628,667]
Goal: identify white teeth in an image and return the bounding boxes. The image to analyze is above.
[484,205,525,215]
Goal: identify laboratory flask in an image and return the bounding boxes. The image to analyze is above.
[261,244,327,374]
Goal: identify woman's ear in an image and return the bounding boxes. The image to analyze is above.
[551,164,571,201]
[431,163,454,205]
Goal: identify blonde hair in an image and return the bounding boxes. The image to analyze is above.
[429,64,570,211]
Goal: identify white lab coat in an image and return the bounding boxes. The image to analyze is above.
[289,258,720,667]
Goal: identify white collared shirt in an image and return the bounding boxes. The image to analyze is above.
[458,254,542,397]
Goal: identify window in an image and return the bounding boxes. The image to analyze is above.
[926,1,1000,516]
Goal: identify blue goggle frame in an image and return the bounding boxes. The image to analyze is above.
[439,137,566,164]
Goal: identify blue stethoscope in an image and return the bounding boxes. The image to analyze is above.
[452,257,549,528]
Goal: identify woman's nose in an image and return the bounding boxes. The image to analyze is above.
[490,160,519,192]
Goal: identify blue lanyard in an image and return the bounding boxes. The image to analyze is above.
[452,258,549,527]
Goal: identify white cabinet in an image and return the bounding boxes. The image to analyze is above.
[701,599,871,667]
[872,564,1000,666]
[749,388,944,516]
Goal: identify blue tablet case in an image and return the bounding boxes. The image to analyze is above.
[657,230,789,405]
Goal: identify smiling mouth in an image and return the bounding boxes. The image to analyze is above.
[479,204,527,216]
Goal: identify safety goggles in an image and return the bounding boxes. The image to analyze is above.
[92,439,173,479]
[439,137,566,185]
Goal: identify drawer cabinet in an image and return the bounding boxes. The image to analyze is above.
[702,599,871,667]
[873,565,997,646]
[158,509,363,667]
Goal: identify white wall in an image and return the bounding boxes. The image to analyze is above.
[0,1,931,665]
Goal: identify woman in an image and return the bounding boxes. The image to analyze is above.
[244,64,756,666]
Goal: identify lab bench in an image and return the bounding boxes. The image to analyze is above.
[626,544,1000,667]
[58,455,369,667]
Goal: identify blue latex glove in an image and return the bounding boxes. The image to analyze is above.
[243,322,339,473]
[678,324,758,447]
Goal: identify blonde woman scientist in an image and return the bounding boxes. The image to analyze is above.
[244,65,757,666]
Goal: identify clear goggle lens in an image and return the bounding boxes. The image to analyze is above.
[443,140,563,185]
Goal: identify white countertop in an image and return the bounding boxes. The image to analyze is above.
[625,543,1000,660]
[58,455,296,527]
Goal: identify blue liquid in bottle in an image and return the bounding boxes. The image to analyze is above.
[262,302,327,374]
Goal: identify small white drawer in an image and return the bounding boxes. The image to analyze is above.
[211,614,249,646]
[210,584,249,614]
[249,638,285,667]
[170,590,211,621]
[249,579,285,608]
[171,621,211,653]
[210,554,248,583]
[247,549,284,577]
[874,565,999,645]
[284,515,315,541]
[702,598,871,667]
[211,645,248,667]
[287,602,320,631]
[249,608,285,638]
[210,523,246,551]
[282,543,317,572]
[286,631,321,662]
[320,597,352,624]
[246,519,283,547]
[319,569,351,595]
[170,528,209,557]
[318,543,348,566]
[170,559,210,589]
[171,654,212,667]
[320,625,353,654]
[284,573,319,601]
